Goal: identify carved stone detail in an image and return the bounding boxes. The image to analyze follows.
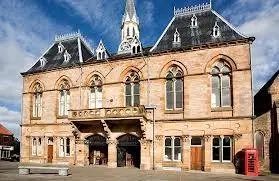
[234,134,242,141]
[107,139,118,145]
[203,135,213,142]
[155,135,164,141]
[182,135,191,142]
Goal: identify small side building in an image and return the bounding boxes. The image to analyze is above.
[254,70,279,173]
[0,124,14,159]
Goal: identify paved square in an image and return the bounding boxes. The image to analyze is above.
[0,161,277,181]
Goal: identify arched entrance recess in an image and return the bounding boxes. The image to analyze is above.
[117,134,140,168]
[86,135,108,165]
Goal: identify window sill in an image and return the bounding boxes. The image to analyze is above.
[164,110,183,114]
[57,116,68,119]
[211,107,233,112]
[30,117,41,120]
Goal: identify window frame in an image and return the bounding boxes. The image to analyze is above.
[31,137,42,157]
[124,72,140,107]
[59,89,70,116]
[212,136,232,163]
[59,137,71,157]
[164,136,182,162]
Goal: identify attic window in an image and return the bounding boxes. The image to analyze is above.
[96,41,108,60]
[213,22,220,38]
[39,57,47,67]
[97,51,107,60]
[58,42,65,53]
[64,50,71,62]
[191,14,198,27]
[132,45,141,54]
[173,28,181,48]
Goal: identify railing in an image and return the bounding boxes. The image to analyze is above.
[69,106,146,120]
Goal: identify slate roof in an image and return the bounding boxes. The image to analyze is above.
[0,124,13,136]
[151,10,247,52]
[25,36,93,74]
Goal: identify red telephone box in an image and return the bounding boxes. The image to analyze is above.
[243,148,259,176]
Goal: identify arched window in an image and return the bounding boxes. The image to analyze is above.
[211,60,232,108]
[125,71,140,107]
[255,131,264,160]
[191,14,198,27]
[32,83,43,118]
[173,28,181,44]
[89,75,103,109]
[166,66,183,110]
[213,22,220,38]
[133,27,135,37]
[127,27,130,37]
[58,79,70,116]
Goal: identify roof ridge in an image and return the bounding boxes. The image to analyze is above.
[174,2,212,17]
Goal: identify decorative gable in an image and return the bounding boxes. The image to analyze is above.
[96,40,109,60]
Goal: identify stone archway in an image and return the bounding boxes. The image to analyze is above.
[86,135,108,165]
[117,134,140,168]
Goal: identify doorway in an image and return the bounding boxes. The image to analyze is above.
[87,135,108,165]
[47,137,53,163]
[117,134,140,168]
[190,137,203,170]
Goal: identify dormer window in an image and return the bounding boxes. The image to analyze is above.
[39,57,47,67]
[63,50,71,62]
[191,14,198,27]
[58,42,65,53]
[96,40,109,60]
[173,28,181,48]
[213,22,220,38]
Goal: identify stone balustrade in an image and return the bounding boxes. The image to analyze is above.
[69,106,146,120]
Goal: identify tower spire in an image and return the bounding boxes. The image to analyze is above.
[122,0,139,25]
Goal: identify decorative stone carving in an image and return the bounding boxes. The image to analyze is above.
[75,139,85,145]
[233,134,242,141]
[155,135,164,141]
[203,135,213,142]
[107,139,118,145]
[182,135,191,142]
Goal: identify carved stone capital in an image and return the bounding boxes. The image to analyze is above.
[75,139,85,144]
[182,135,191,143]
[203,135,213,142]
[155,135,164,141]
[107,139,118,146]
[234,134,242,141]
[140,139,152,147]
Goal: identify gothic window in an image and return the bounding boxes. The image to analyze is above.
[212,136,232,162]
[211,60,232,108]
[32,83,43,118]
[166,66,183,110]
[125,71,140,107]
[58,42,65,53]
[59,137,70,157]
[39,57,47,67]
[58,79,70,116]
[191,14,198,27]
[255,131,264,160]
[89,75,103,109]
[164,136,182,161]
[31,137,42,156]
[173,28,181,44]
[127,27,130,37]
[213,22,220,38]
[98,52,102,60]
[63,50,71,62]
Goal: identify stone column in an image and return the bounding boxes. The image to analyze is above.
[75,139,87,166]
[203,135,213,172]
[182,135,191,171]
[140,139,152,170]
[107,139,117,168]
[154,135,164,170]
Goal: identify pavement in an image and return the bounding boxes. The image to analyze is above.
[0,161,278,181]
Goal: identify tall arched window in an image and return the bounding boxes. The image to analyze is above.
[211,60,232,108]
[125,71,140,107]
[255,131,264,160]
[166,66,183,110]
[32,83,43,118]
[89,75,103,109]
[58,79,70,116]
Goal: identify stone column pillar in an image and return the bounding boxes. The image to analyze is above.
[154,135,164,170]
[107,139,117,168]
[75,139,87,166]
[140,139,152,170]
[182,135,191,171]
[203,135,213,172]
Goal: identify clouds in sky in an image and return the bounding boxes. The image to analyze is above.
[0,0,278,138]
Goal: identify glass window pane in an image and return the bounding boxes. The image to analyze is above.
[165,147,172,161]
[191,137,202,145]
[223,137,231,146]
[255,132,264,160]
[212,76,220,107]
[222,88,231,107]
[126,96,132,106]
[222,75,230,88]
[223,147,231,161]
[174,137,181,146]
[134,83,140,94]
[167,92,174,109]
[125,84,131,95]
[175,79,183,92]
[166,80,173,92]
[213,137,220,146]
[165,137,172,146]
[174,147,181,160]
[134,95,140,106]
[176,92,183,109]
[211,67,220,74]
[213,147,220,161]
[221,65,231,73]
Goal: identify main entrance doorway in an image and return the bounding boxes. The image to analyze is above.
[87,135,108,165]
[117,134,140,168]
[47,137,53,163]
[190,137,203,170]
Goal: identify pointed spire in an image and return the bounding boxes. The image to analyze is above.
[125,0,137,19]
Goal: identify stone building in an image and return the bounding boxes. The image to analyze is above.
[254,70,279,173]
[20,1,255,172]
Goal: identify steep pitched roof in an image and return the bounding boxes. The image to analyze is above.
[25,33,94,74]
[151,8,247,52]
[0,124,13,136]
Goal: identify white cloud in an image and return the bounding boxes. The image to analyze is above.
[220,0,279,93]
[0,106,21,138]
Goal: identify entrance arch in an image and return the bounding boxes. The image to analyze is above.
[117,134,140,168]
[86,134,108,165]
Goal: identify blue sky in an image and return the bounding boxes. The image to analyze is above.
[0,0,279,138]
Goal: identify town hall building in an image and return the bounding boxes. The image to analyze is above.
[20,0,255,173]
